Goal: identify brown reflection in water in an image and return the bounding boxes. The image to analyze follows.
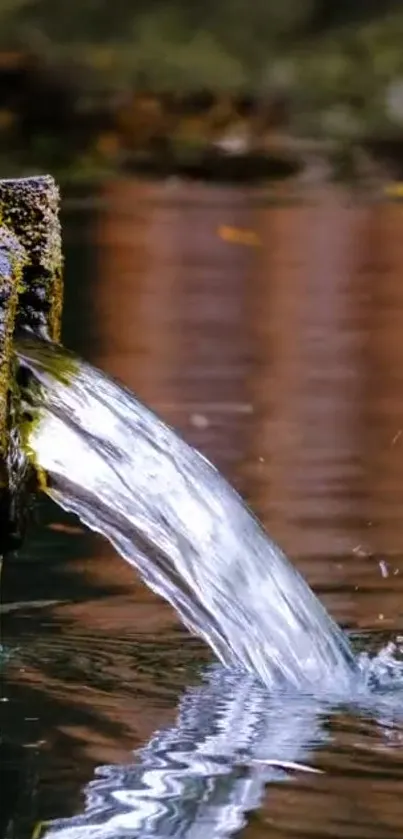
[244,190,371,629]
[349,200,403,632]
[94,180,255,479]
[93,180,181,418]
[242,771,403,839]
[366,202,403,555]
[161,184,255,479]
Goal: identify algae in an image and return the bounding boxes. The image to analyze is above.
[0,175,64,553]
[15,334,78,494]
[0,227,26,456]
[0,225,27,551]
[0,175,63,342]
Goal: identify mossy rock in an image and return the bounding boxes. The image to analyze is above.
[0,175,63,342]
[0,175,63,554]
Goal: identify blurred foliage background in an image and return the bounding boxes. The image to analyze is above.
[0,0,403,180]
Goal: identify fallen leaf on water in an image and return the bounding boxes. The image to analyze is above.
[250,759,324,774]
[218,225,260,247]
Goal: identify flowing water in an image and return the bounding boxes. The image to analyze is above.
[2,182,403,838]
[17,335,356,694]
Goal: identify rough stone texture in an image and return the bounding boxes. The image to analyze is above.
[0,175,63,341]
[0,175,63,552]
[0,226,27,551]
[0,229,25,454]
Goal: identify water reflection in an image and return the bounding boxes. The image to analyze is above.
[37,664,326,839]
[93,181,254,477]
[3,181,403,837]
[249,193,368,562]
[366,202,403,557]
[34,660,403,839]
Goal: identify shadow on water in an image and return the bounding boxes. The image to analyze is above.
[2,181,403,837]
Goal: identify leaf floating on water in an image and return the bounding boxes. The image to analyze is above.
[218,225,260,247]
[250,758,324,774]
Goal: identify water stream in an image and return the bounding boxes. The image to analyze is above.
[17,334,357,695]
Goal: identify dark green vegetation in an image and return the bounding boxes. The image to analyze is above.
[0,0,400,91]
[0,3,402,179]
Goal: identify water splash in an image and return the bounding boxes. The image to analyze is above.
[17,335,356,692]
[357,635,403,692]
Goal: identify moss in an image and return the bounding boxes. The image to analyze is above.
[18,410,48,493]
[0,175,64,553]
[0,226,28,552]
[16,332,78,384]
[0,175,63,342]
[0,227,26,456]
[14,338,79,503]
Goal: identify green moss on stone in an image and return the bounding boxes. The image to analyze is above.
[0,175,64,553]
[0,228,26,457]
[0,225,28,552]
[0,175,63,342]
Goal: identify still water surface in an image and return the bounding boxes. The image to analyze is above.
[2,181,403,837]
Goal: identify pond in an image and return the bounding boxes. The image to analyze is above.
[2,180,403,838]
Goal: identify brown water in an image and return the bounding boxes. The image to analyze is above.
[2,181,403,838]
